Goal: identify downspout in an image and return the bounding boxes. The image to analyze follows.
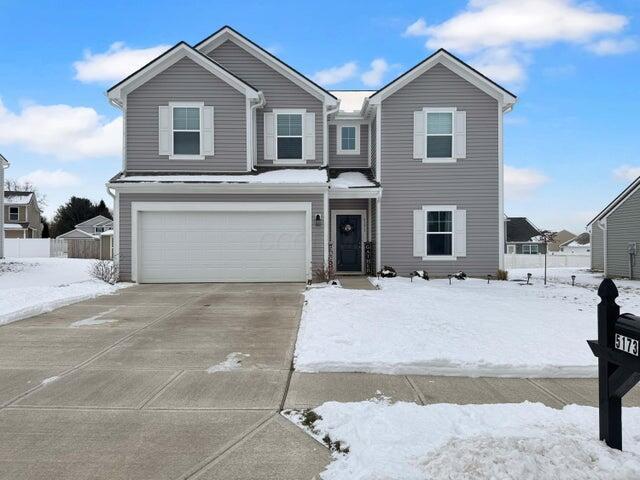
[323,101,340,167]
[249,92,266,171]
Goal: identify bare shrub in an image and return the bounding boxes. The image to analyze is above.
[496,269,509,281]
[313,264,336,283]
[90,260,119,284]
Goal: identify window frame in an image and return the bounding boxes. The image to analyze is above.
[424,107,456,163]
[336,122,361,155]
[422,205,456,260]
[169,102,204,160]
[522,244,539,255]
[274,109,305,164]
[8,206,19,222]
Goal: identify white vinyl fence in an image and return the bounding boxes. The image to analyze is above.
[505,253,590,269]
[4,238,67,258]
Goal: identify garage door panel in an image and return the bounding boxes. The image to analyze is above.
[138,209,307,283]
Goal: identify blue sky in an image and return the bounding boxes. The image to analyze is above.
[1,0,638,233]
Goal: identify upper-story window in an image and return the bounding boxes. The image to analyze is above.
[337,124,360,155]
[173,106,201,155]
[426,110,453,159]
[9,207,19,222]
[277,113,303,160]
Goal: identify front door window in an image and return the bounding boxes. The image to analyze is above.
[336,214,362,272]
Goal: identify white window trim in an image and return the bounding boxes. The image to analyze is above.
[273,108,306,164]
[423,107,456,164]
[169,102,205,160]
[331,209,367,274]
[336,122,360,155]
[9,206,19,222]
[422,205,457,261]
[130,202,313,283]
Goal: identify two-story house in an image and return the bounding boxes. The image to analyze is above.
[106,26,516,283]
[3,190,43,239]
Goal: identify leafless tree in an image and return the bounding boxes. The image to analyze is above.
[4,178,47,207]
[537,230,558,285]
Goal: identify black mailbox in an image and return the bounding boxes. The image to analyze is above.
[588,279,640,450]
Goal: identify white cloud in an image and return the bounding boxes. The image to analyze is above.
[613,165,640,182]
[74,42,171,83]
[18,169,81,189]
[504,165,549,199]
[361,59,390,87]
[312,62,358,86]
[587,37,638,55]
[0,99,122,160]
[404,0,632,86]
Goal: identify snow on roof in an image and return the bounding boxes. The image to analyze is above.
[100,230,114,236]
[3,192,33,205]
[329,172,377,189]
[330,90,375,113]
[75,215,112,228]
[117,169,328,184]
[3,223,24,230]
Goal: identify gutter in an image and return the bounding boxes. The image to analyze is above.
[249,92,266,171]
[323,101,341,167]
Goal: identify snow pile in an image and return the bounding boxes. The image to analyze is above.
[119,169,328,184]
[287,400,640,480]
[329,172,376,189]
[294,276,637,377]
[207,352,250,373]
[41,376,59,385]
[0,258,128,326]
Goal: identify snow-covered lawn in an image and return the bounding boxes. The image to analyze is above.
[0,258,127,326]
[295,275,640,377]
[286,400,640,480]
[511,267,640,292]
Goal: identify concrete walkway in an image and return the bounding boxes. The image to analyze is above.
[0,283,638,480]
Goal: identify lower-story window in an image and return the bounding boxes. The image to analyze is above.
[522,244,539,254]
[425,209,453,256]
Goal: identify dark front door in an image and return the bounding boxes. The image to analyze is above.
[336,214,362,272]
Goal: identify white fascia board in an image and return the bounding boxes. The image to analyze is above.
[196,29,337,106]
[587,177,640,226]
[107,182,328,195]
[108,43,259,103]
[328,188,382,199]
[368,51,516,107]
[0,153,8,167]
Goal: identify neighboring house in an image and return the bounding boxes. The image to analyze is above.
[57,215,113,259]
[504,217,545,255]
[105,26,516,283]
[559,232,590,255]
[587,176,640,278]
[0,154,8,258]
[3,190,43,239]
[548,229,576,252]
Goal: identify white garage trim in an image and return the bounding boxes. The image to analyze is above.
[131,201,312,282]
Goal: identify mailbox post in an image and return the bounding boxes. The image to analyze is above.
[588,278,640,450]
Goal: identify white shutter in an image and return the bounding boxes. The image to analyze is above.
[264,112,276,160]
[413,110,425,160]
[413,209,425,257]
[158,106,171,155]
[303,112,316,160]
[202,106,215,156]
[454,209,467,257]
[454,111,467,159]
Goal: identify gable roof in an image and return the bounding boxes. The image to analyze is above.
[367,49,517,109]
[505,217,541,243]
[587,176,640,227]
[561,232,590,247]
[0,153,8,168]
[107,41,260,104]
[56,228,99,240]
[195,26,338,105]
[75,215,113,228]
[4,191,34,206]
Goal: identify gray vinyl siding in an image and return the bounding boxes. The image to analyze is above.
[205,40,323,166]
[328,124,369,168]
[118,193,324,281]
[380,63,499,277]
[591,223,604,271]
[605,188,640,278]
[125,57,247,172]
[370,114,377,175]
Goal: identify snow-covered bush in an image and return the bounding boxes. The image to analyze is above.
[453,271,467,280]
[410,270,429,281]
[378,265,397,278]
[90,260,119,285]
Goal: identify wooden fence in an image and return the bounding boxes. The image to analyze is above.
[68,238,101,259]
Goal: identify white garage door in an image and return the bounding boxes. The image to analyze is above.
[137,209,308,283]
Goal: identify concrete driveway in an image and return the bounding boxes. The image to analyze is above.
[0,283,329,480]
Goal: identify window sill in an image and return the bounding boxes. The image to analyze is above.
[421,158,457,164]
[273,159,306,165]
[337,149,361,156]
[421,255,458,261]
[169,154,205,160]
